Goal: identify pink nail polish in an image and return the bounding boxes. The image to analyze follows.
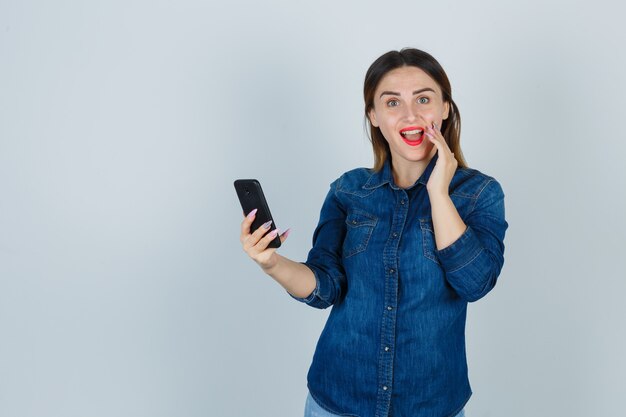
[247,208,258,218]
[281,228,291,239]
[262,220,273,229]
[269,229,279,238]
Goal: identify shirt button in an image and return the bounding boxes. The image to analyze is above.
[392,232,398,238]
[352,220,357,225]
[385,346,390,352]
[383,386,388,391]
[389,269,395,274]
[387,306,393,311]
[400,200,406,205]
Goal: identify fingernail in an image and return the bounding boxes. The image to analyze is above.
[269,229,279,238]
[247,208,258,218]
[262,220,272,229]
[281,228,291,239]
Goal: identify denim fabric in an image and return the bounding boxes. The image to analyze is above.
[305,392,466,417]
[291,154,508,417]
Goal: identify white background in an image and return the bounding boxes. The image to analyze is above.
[1,1,625,416]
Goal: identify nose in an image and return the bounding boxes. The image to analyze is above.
[403,103,424,123]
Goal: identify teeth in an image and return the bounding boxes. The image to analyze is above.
[401,129,423,136]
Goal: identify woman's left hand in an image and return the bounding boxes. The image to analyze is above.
[425,122,458,196]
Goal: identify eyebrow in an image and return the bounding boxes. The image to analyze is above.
[379,87,436,98]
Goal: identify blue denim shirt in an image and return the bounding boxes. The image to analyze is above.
[291,154,508,417]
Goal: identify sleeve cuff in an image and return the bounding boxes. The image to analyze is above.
[287,263,320,304]
[287,263,334,309]
[435,225,484,273]
[288,282,318,304]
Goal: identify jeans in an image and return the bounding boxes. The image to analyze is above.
[304,392,465,417]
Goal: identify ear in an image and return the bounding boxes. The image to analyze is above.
[368,108,379,127]
[442,101,450,120]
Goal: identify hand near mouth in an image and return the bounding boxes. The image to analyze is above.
[425,122,458,196]
[424,122,467,250]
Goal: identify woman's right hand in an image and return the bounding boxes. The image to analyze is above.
[240,209,290,271]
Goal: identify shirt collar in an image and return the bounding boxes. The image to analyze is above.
[363,153,439,190]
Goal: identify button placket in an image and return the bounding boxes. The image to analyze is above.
[376,189,407,414]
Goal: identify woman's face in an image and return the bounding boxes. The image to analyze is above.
[368,65,450,167]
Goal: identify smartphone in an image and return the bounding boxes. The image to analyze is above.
[234,179,281,249]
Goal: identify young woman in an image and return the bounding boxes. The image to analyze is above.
[240,48,508,417]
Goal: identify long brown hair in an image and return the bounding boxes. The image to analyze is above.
[364,48,467,171]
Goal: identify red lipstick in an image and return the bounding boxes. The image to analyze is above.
[399,125,425,147]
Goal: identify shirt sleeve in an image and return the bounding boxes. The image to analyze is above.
[289,179,347,309]
[435,179,508,302]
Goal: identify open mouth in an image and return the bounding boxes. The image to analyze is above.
[399,126,424,146]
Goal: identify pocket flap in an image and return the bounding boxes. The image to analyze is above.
[346,210,377,228]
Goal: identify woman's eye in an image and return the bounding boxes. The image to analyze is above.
[417,97,429,104]
[387,99,400,107]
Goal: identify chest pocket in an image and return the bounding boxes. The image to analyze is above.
[418,218,441,265]
[343,210,377,258]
